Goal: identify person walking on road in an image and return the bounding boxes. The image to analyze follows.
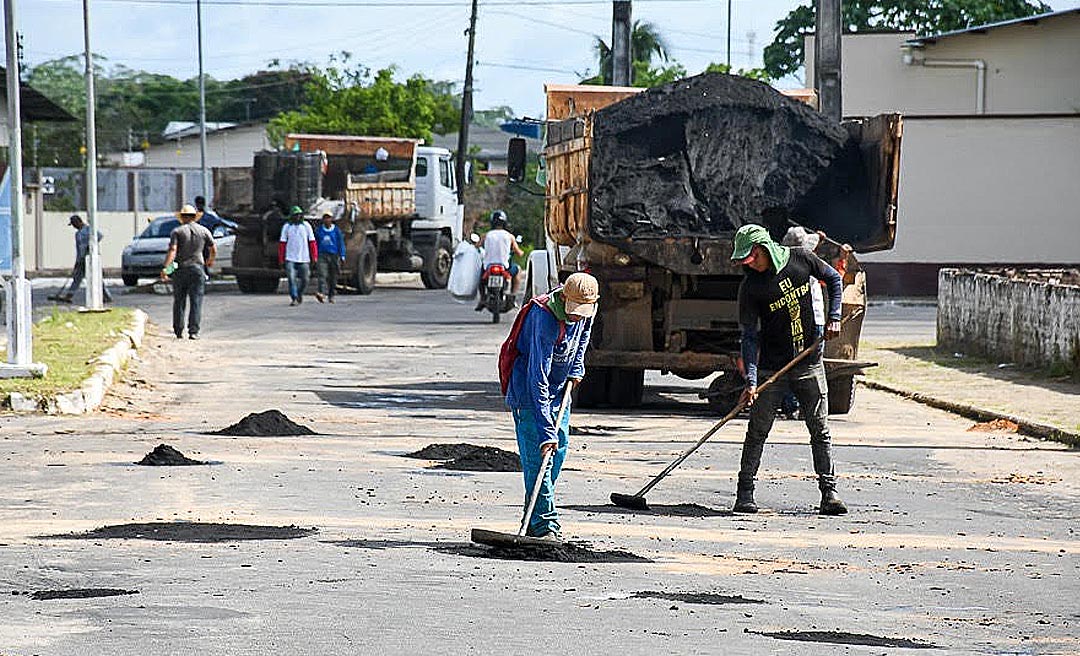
[502,273,599,541]
[194,195,221,222]
[279,206,317,306]
[161,204,216,340]
[60,214,112,304]
[730,224,847,516]
[314,212,346,303]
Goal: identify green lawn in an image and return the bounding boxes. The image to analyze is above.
[0,307,135,397]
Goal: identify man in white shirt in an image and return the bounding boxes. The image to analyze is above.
[481,210,524,303]
[278,206,318,306]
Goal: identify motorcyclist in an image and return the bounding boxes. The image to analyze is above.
[477,209,525,309]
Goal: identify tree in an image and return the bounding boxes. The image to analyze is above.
[582,21,672,86]
[703,62,772,82]
[764,0,1052,79]
[267,59,458,145]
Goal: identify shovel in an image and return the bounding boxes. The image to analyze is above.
[472,384,574,548]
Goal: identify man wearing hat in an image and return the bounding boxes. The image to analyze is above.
[503,272,599,541]
[730,224,847,515]
[60,214,112,304]
[161,204,216,339]
[279,206,317,306]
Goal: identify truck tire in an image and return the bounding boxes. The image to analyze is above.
[354,240,377,295]
[237,275,280,294]
[607,368,644,408]
[827,374,856,415]
[705,369,744,415]
[420,235,453,290]
[122,275,139,287]
[575,367,611,409]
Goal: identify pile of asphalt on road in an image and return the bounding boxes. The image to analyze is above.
[27,589,139,601]
[589,72,875,242]
[403,443,521,472]
[46,522,316,543]
[213,410,315,436]
[463,541,651,564]
[137,444,206,466]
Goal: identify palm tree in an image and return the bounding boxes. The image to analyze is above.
[584,21,669,85]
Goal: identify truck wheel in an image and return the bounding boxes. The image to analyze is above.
[827,375,856,415]
[122,275,139,287]
[575,367,611,409]
[354,240,377,295]
[607,368,644,408]
[420,235,453,290]
[706,370,744,415]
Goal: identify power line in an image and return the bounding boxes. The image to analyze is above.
[477,61,578,74]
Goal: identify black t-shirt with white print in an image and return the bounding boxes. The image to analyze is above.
[737,248,837,372]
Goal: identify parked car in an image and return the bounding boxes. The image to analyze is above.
[121,214,237,286]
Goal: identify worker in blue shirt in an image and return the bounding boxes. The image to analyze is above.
[504,272,599,541]
[314,212,346,303]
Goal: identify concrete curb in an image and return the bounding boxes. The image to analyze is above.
[860,379,1080,448]
[7,309,148,415]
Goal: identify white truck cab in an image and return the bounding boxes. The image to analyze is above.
[413,146,464,243]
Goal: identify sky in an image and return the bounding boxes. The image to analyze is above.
[19,0,1079,121]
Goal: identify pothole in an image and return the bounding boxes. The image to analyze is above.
[45,522,316,543]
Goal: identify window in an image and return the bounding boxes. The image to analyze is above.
[415,157,428,178]
[439,158,451,188]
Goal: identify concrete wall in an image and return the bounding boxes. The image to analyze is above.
[938,269,1080,373]
[140,124,271,169]
[804,12,1080,116]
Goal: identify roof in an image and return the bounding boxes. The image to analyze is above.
[431,124,543,161]
[906,7,1080,46]
[162,120,238,140]
[0,66,76,122]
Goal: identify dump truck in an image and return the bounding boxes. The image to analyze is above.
[512,73,902,414]
[224,134,463,294]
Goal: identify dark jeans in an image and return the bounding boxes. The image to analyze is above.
[284,261,310,301]
[738,359,837,491]
[172,265,205,337]
[69,256,113,302]
[316,256,341,298]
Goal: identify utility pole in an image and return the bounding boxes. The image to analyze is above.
[815,0,843,122]
[82,0,104,310]
[725,0,732,68]
[196,0,209,201]
[611,1,631,86]
[455,0,477,207]
[2,0,46,377]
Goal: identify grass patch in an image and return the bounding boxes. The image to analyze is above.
[0,308,135,397]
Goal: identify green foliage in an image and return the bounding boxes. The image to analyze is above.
[582,20,672,86]
[472,106,515,129]
[630,61,688,88]
[764,0,1052,79]
[267,57,458,145]
[703,62,772,82]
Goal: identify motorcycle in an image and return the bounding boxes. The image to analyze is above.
[479,262,516,323]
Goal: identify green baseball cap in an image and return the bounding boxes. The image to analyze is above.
[289,205,304,216]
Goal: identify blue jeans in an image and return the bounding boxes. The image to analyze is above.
[512,405,571,536]
[284,261,310,300]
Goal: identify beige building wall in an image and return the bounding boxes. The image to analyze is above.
[860,116,1080,265]
[25,203,166,271]
[804,12,1080,116]
[140,124,271,169]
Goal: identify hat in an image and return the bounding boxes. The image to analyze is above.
[731,224,790,271]
[781,226,821,251]
[562,272,600,318]
[68,214,82,225]
[289,205,304,216]
[178,204,198,217]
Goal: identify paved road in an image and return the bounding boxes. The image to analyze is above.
[1,281,1076,655]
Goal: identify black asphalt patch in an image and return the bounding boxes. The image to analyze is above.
[565,503,731,517]
[326,538,651,563]
[752,630,940,649]
[45,522,316,543]
[634,591,763,605]
[30,588,139,601]
[137,444,206,466]
[404,443,521,472]
[213,410,315,436]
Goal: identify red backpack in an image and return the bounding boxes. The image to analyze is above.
[498,294,566,396]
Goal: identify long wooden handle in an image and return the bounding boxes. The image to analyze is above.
[518,384,574,536]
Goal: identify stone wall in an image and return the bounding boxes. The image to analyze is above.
[938,269,1080,374]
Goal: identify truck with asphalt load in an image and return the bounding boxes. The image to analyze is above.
[223,134,463,294]
[511,73,902,414]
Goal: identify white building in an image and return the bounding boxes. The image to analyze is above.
[106,121,273,170]
[805,8,1080,295]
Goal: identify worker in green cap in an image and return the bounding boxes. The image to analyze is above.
[730,223,847,516]
[278,206,317,306]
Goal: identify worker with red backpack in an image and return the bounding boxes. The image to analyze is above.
[498,272,599,541]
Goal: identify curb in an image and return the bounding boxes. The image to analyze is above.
[860,379,1080,448]
[7,309,148,415]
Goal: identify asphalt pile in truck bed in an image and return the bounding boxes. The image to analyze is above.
[589,72,862,242]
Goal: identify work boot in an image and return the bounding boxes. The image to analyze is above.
[315,292,325,303]
[818,488,848,516]
[733,481,758,514]
[534,530,563,542]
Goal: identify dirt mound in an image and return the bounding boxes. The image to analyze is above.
[30,588,138,601]
[634,591,762,605]
[214,410,315,436]
[137,444,206,466]
[752,630,939,649]
[462,542,651,563]
[565,503,730,517]
[404,443,521,472]
[968,419,1019,433]
[48,522,316,543]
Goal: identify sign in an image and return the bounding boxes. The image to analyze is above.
[41,175,56,195]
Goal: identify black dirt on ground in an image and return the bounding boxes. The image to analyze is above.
[30,588,138,601]
[46,522,316,543]
[463,542,651,563]
[634,591,763,605]
[213,410,315,436]
[404,443,521,472]
[753,631,940,649]
[565,503,730,517]
[136,444,206,466]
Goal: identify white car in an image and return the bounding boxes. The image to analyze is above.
[121,214,236,286]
